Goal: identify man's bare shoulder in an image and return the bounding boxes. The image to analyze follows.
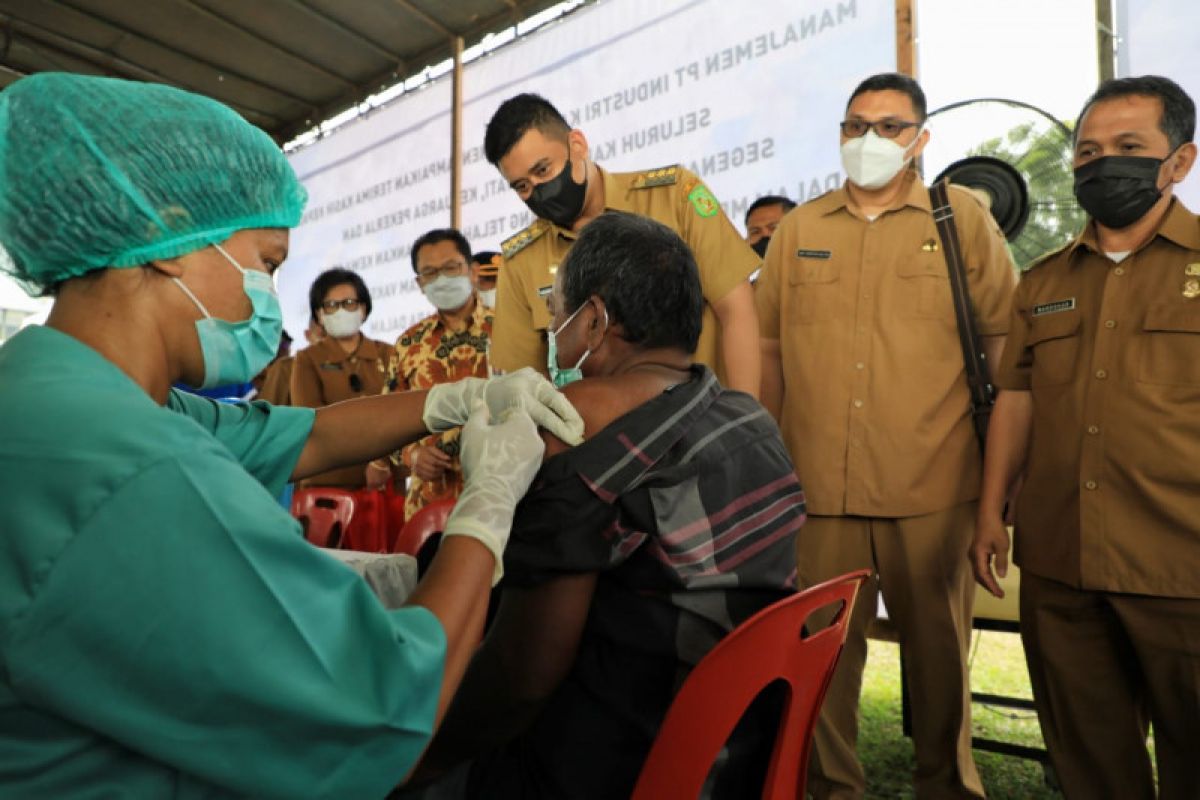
[541,378,644,458]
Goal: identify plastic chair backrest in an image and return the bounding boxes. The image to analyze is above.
[630,569,871,800]
[392,499,455,556]
[342,489,388,553]
[291,489,356,549]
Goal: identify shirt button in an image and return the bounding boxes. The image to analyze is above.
[1095,369,1108,379]
[855,362,865,370]
[1114,267,1125,276]
[1085,480,1098,490]
[853,399,864,408]
[1104,319,1117,329]
[1087,425,1100,435]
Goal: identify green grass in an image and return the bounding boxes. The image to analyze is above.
[858,632,1061,799]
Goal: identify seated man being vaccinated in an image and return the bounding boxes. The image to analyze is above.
[416,212,807,799]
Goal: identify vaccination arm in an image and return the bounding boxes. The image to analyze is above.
[292,367,584,482]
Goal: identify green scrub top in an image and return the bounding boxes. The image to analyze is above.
[0,326,447,799]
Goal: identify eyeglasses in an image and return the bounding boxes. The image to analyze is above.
[321,298,363,313]
[839,118,920,140]
[416,260,467,283]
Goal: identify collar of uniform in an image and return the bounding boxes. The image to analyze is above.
[1066,197,1200,263]
[814,169,926,217]
[600,164,638,215]
[314,334,381,364]
[1156,197,1200,250]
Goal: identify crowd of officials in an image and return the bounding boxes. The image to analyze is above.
[0,59,1196,800]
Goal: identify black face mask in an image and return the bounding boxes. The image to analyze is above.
[1073,154,1171,229]
[751,237,771,258]
[524,157,588,228]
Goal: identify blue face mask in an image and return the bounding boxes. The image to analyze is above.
[173,243,283,389]
[546,302,606,389]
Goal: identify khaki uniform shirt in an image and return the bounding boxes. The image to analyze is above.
[291,334,395,488]
[995,199,1200,598]
[756,171,1016,517]
[490,165,758,384]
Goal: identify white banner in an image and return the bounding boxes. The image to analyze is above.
[284,0,896,342]
[1117,0,1200,209]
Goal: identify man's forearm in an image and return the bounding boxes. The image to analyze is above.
[979,389,1033,518]
[292,390,430,480]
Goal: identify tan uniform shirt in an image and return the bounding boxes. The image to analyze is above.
[291,334,395,488]
[756,172,1016,517]
[255,356,293,405]
[490,164,758,384]
[995,199,1200,598]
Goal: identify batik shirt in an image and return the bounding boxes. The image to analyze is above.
[476,365,806,799]
[385,297,492,518]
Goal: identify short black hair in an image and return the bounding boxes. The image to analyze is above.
[309,268,371,319]
[1076,75,1196,151]
[745,194,797,225]
[847,72,927,122]
[560,211,702,353]
[484,93,571,165]
[409,228,472,273]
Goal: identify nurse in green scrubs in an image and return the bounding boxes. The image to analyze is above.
[0,73,583,799]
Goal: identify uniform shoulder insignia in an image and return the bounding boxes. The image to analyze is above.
[631,164,680,190]
[501,219,551,260]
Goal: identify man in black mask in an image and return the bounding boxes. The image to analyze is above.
[482,93,761,397]
[744,194,796,258]
[972,75,1199,799]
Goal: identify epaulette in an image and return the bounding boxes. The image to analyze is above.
[630,165,680,190]
[502,218,551,260]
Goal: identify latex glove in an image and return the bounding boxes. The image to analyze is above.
[422,367,584,445]
[441,401,545,585]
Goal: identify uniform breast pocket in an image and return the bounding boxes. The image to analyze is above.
[786,258,839,323]
[1138,305,1200,386]
[529,287,553,332]
[1027,310,1081,388]
[895,256,952,319]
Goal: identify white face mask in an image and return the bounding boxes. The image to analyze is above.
[321,307,364,338]
[840,128,923,190]
[478,288,497,307]
[422,274,474,311]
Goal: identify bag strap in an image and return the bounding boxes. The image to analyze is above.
[929,179,994,449]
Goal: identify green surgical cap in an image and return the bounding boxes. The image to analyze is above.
[0,73,308,294]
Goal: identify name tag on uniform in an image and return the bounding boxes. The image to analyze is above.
[537,285,553,297]
[795,248,832,260]
[1032,298,1076,316]
[319,362,344,371]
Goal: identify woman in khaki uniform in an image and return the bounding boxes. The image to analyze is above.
[291,268,396,488]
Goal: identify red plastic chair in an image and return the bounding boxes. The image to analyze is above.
[630,569,871,800]
[291,488,356,549]
[392,499,455,557]
[342,488,388,553]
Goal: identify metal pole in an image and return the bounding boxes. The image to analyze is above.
[451,35,464,229]
[1096,0,1116,81]
[895,0,917,77]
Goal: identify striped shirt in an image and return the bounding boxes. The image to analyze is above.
[494,365,805,798]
